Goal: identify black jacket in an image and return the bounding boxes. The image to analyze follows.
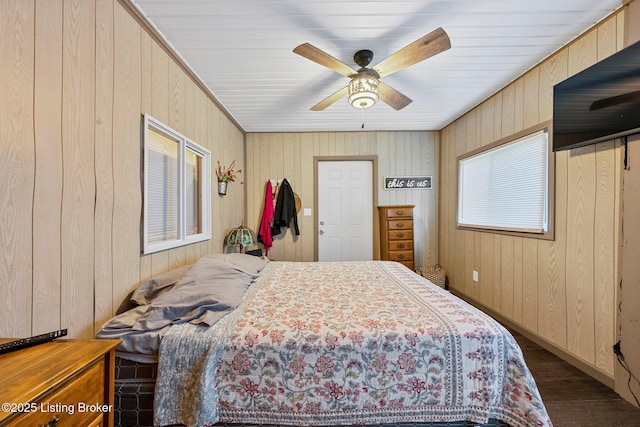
[271,179,300,236]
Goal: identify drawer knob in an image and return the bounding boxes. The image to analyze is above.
[396,210,404,215]
[38,415,59,427]
[398,254,405,259]
[397,233,404,238]
[396,223,404,228]
[397,243,405,248]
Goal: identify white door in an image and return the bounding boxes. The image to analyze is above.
[317,160,373,261]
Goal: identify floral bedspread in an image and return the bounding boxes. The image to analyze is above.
[154,261,552,427]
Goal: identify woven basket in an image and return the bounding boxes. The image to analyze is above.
[419,264,447,288]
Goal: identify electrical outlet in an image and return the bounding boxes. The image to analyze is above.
[472,270,479,282]
[613,341,622,356]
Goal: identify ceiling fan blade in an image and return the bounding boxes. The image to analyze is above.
[590,90,640,111]
[373,27,451,78]
[378,81,412,110]
[310,86,349,111]
[293,43,357,77]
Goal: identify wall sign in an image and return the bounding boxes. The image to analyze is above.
[384,176,432,190]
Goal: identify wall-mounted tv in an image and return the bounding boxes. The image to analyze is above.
[553,39,640,152]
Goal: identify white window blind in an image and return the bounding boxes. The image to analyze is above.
[143,115,211,254]
[457,129,549,234]
[146,128,179,245]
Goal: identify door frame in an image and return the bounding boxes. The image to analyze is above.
[314,155,379,261]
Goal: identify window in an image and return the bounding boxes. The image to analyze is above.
[143,114,211,254]
[457,125,552,237]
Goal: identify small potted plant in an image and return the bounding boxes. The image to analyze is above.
[216,160,242,195]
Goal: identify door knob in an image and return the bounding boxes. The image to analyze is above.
[319,230,324,235]
[320,221,325,225]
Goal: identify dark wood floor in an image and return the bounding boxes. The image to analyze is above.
[510,330,640,426]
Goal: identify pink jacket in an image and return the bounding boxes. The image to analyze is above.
[258,181,274,255]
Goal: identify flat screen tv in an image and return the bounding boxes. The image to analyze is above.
[553,39,640,151]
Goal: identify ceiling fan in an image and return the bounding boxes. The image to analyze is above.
[293,27,451,111]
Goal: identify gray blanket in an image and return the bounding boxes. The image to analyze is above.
[96,256,262,360]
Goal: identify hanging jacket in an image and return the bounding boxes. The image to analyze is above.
[271,178,300,236]
[258,180,274,255]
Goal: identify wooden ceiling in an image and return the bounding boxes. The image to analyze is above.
[129,0,622,132]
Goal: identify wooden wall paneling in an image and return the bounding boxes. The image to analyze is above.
[539,148,569,347]
[522,69,540,129]
[592,12,621,377]
[513,79,525,133]
[564,30,598,364]
[214,104,227,254]
[0,0,35,337]
[167,61,187,270]
[594,141,619,375]
[33,0,63,335]
[464,231,475,297]
[501,235,515,320]
[292,134,304,261]
[597,14,619,61]
[183,80,199,264]
[257,132,272,236]
[618,135,640,404]
[379,132,393,212]
[387,132,400,206]
[512,237,524,325]
[536,47,569,345]
[566,145,597,363]
[94,0,115,331]
[492,235,502,312]
[137,31,154,283]
[439,129,450,274]
[453,127,466,288]
[282,133,297,260]
[61,0,96,339]
[151,40,169,123]
[300,133,315,261]
[480,98,495,145]
[244,134,258,251]
[433,4,626,391]
[440,126,458,280]
[501,84,515,137]
[492,93,504,140]
[522,238,539,331]
[149,40,170,276]
[268,133,285,260]
[423,132,438,267]
[479,233,494,307]
[111,3,142,323]
[209,104,222,256]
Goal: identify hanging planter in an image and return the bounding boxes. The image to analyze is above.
[218,180,228,195]
[216,160,242,196]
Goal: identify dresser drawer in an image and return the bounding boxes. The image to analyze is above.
[388,250,414,262]
[388,229,413,240]
[387,219,412,230]
[388,240,414,251]
[6,359,106,427]
[383,207,412,219]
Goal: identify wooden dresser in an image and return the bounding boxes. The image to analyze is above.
[0,339,120,427]
[378,205,415,271]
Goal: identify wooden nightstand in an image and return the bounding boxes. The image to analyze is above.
[0,339,120,427]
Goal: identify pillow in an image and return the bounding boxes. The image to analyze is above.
[131,264,192,305]
[131,257,254,331]
[203,252,269,274]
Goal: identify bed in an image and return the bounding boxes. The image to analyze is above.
[98,254,552,427]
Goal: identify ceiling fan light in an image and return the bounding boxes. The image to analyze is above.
[348,76,379,109]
